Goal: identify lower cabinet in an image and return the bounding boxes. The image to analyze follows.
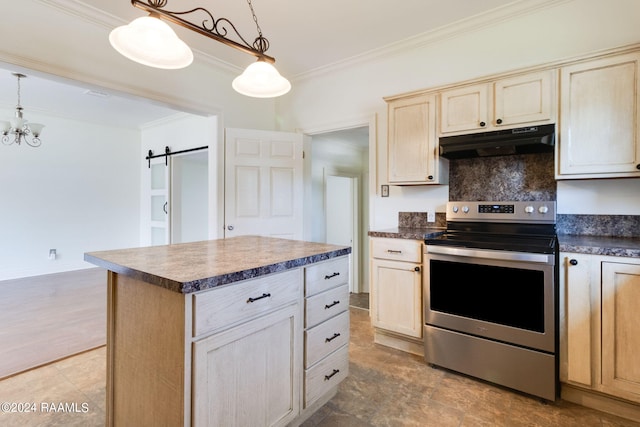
[303,257,350,409]
[193,303,301,427]
[107,258,351,427]
[370,237,423,355]
[560,253,640,413]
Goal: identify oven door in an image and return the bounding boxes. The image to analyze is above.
[424,245,556,353]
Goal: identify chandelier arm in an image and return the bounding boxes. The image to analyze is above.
[131,0,275,63]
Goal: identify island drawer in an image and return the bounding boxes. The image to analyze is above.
[304,344,349,408]
[372,238,422,263]
[305,310,350,368]
[193,268,302,337]
[305,284,349,328]
[305,256,349,297]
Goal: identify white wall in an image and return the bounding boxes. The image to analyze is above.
[280,0,640,227]
[0,111,140,280]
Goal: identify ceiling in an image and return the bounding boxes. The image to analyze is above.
[1,0,521,128]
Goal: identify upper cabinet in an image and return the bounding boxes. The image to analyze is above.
[387,93,448,185]
[557,52,640,179]
[439,70,557,135]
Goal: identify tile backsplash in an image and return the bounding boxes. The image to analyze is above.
[448,152,556,201]
[557,214,640,237]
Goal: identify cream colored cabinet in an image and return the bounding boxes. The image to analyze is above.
[370,238,423,355]
[193,303,301,427]
[439,70,556,135]
[560,253,640,408]
[386,93,448,185]
[192,269,302,427]
[601,261,640,401]
[303,257,350,409]
[557,52,640,179]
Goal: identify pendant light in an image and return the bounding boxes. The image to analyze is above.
[1,73,45,147]
[109,0,290,98]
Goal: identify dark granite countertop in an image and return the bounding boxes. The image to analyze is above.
[84,236,351,294]
[558,235,640,258]
[368,227,446,240]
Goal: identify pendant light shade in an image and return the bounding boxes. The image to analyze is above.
[232,60,291,98]
[109,16,193,69]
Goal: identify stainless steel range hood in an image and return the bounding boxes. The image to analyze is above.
[439,124,555,159]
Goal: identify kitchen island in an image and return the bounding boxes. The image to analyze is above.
[85,236,351,427]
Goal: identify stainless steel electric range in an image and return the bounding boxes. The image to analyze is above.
[423,201,558,401]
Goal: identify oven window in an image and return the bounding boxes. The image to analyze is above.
[429,260,545,333]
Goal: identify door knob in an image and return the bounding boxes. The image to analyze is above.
[227,225,234,231]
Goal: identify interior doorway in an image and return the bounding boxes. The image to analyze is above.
[326,174,359,292]
[308,125,370,296]
[171,150,209,244]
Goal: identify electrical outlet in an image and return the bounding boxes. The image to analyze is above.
[427,211,436,223]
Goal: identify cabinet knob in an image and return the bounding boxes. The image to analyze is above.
[414,266,420,272]
[479,121,486,127]
[569,259,578,266]
[427,175,434,180]
[636,164,640,170]
[496,118,503,124]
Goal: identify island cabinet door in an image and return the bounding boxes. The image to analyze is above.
[192,303,301,427]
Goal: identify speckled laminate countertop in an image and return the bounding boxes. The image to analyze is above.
[84,236,351,294]
[558,235,640,258]
[368,227,445,240]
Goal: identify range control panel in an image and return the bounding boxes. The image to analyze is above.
[447,201,556,223]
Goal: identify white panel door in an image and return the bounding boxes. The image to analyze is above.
[225,128,303,240]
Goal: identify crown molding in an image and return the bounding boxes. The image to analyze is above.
[292,0,571,82]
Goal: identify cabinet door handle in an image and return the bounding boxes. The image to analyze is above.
[496,118,503,124]
[479,121,486,127]
[246,293,271,303]
[325,333,341,343]
[324,272,340,280]
[387,249,402,254]
[569,259,578,266]
[324,369,340,381]
[414,266,420,272]
[636,164,640,170]
[325,300,340,309]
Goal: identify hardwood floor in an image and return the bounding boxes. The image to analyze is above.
[1,308,639,426]
[0,268,106,379]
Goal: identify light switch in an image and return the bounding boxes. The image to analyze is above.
[49,249,56,260]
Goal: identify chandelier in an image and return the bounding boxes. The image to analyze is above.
[109,0,291,98]
[1,73,45,147]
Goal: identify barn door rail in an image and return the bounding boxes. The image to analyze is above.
[145,145,208,167]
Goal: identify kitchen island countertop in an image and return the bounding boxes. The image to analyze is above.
[558,234,640,258]
[84,235,351,293]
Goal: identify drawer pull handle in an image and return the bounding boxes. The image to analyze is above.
[325,333,341,343]
[324,369,340,381]
[246,293,271,303]
[387,249,402,254]
[325,300,340,309]
[324,272,340,280]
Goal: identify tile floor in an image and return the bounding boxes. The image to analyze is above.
[0,308,638,426]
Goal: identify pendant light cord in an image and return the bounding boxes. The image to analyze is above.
[247,0,269,54]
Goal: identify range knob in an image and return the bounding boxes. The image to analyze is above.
[462,206,470,213]
[452,206,459,213]
[524,205,535,214]
[538,205,549,214]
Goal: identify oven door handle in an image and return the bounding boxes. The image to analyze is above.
[425,245,554,264]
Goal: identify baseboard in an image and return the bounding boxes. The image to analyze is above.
[374,329,424,356]
[561,383,640,423]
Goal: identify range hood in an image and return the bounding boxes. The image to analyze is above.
[439,124,555,159]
